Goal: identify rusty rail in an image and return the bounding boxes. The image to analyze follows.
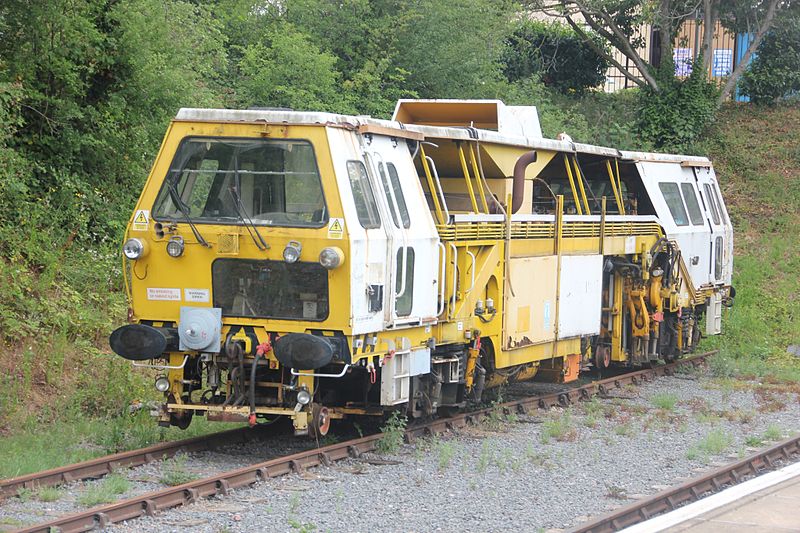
[570,410,800,531]
[13,351,716,533]
[0,426,274,500]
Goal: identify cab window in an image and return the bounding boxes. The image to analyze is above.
[658,182,689,226]
[346,160,381,229]
[680,183,704,225]
[153,137,326,227]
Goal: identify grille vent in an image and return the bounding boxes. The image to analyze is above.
[217,234,239,255]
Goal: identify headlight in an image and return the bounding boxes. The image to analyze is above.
[283,241,302,263]
[166,236,184,257]
[296,389,312,405]
[155,376,170,392]
[319,247,344,270]
[123,238,147,259]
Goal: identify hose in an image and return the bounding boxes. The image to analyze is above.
[249,351,261,416]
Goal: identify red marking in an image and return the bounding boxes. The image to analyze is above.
[652,311,664,322]
[256,335,272,356]
[248,413,256,427]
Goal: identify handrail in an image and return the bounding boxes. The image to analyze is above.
[291,365,350,378]
[418,143,445,225]
[448,242,458,319]
[425,155,450,223]
[457,143,480,213]
[465,250,476,294]
[436,241,446,316]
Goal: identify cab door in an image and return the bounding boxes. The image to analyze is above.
[692,165,733,285]
[364,134,438,328]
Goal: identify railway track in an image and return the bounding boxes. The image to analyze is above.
[570,431,800,532]
[8,350,715,533]
[0,425,285,500]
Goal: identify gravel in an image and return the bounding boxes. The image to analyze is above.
[4,368,800,533]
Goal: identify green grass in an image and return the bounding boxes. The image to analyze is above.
[36,485,62,502]
[700,104,800,384]
[651,393,678,411]
[77,473,130,507]
[687,429,734,461]
[540,411,578,444]
[375,411,407,454]
[763,424,784,441]
[0,411,239,479]
[159,454,199,486]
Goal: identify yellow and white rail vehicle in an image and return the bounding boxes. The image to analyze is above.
[110,100,734,435]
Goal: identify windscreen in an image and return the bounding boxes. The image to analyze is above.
[153,138,326,226]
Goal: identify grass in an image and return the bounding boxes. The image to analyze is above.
[540,411,578,444]
[763,424,784,441]
[159,454,199,486]
[77,473,130,507]
[0,410,239,479]
[651,393,678,411]
[37,485,62,502]
[686,429,734,461]
[434,440,458,471]
[700,104,800,384]
[375,411,407,454]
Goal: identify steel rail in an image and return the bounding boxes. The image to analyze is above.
[570,432,800,533]
[14,351,716,533]
[0,426,271,500]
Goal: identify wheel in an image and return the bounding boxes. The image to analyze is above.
[594,345,611,370]
[308,404,331,438]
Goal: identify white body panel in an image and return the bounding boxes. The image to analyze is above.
[328,128,387,336]
[637,162,712,290]
[558,255,603,338]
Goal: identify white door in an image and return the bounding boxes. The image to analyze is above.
[364,134,438,328]
[692,166,733,285]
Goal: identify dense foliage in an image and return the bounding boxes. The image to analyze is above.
[503,20,609,95]
[637,60,719,153]
[740,13,800,104]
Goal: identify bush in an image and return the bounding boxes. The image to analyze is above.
[740,15,800,104]
[637,60,718,152]
[503,20,609,95]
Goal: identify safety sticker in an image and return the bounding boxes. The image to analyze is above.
[327,218,344,239]
[133,209,150,231]
[184,288,210,303]
[147,288,181,301]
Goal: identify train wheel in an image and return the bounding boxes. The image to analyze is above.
[169,411,193,430]
[308,404,331,438]
[594,345,611,370]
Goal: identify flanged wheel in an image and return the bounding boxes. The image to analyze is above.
[594,345,611,369]
[308,404,331,438]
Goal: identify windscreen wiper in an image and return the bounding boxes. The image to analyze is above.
[168,181,211,247]
[228,188,269,251]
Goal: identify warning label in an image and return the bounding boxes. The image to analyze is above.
[328,218,344,239]
[133,209,150,231]
[147,287,181,301]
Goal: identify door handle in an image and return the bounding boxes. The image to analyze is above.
[691,255,699,265]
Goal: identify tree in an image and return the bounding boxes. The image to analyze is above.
[530,0,790,104]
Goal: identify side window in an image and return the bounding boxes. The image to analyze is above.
[715,236,723,280]
[387,163,410,228]
[703,184,721,224]
[346,160,381,229]
[680,183,704,226]
[395,247,415,317]
[712,184,728,224]
[658,182,689,226]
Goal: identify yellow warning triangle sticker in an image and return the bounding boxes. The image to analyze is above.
[330,219,342,232]
[134,211,147,224]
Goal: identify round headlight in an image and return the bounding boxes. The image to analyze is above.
[283,241,302,263]
[166,236,184,257]
[319,247,344,270]
[123,238,147,260]
[296,389,312,405]
[155,376,170,393]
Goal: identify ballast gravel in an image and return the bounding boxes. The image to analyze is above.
[5,368,800,533]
